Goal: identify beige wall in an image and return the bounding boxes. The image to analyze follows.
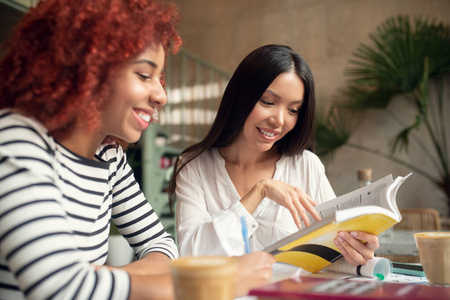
[173,0,450,214]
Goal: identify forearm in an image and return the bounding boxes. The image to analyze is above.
[128,273,174,300]
[98,253,174,299]
[88,253,174,299]
[128,252,277,300]
[120,252,172,276]
[97,252,172,276]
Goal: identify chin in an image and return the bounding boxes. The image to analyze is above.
[129,136,142,144]
[120,132,143,145]
[255,144,275,152]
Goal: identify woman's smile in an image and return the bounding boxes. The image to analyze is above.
[133,108,155,130]
[257,127,279,139]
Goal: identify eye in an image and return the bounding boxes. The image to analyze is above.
[137,73,151,81]
[288,108,299,114]
[260,99,274,106]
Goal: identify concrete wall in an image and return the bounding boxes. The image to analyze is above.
[173,0,450,214]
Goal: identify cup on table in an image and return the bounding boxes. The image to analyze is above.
[414,232,450,286]
[170,256,237,300]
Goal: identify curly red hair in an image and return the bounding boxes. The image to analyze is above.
[0,0,182,140]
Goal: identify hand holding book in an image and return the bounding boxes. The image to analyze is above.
[333,230,380,267]
[263,173,412,273]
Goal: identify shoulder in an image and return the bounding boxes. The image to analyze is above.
[1,109,49,136]
[177,148,220,182]
[0,109,55,153]
[299,149,322,161]
[284,150,325,170]
[95,143,127,169]
[96,143,122,160]
[279,150,327,180]
[179,148,217,169]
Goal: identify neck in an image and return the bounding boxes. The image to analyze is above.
[219,143,280,167]
[56,126,105,159]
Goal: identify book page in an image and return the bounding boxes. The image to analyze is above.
[377,173,412,217]
[304,174,394,225]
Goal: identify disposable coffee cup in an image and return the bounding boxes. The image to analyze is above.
[414,232,450,286]
[170,256,237,300]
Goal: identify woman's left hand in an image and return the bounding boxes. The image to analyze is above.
[334,231,379,266]
[233,251,276,297]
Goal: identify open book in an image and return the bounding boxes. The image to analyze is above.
[263,173,412,274]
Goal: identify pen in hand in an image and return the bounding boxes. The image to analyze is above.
[240,216,251,254]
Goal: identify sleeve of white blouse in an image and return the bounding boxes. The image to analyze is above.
[175,160,252,257]
[110,149,178,261]
[0,113,130,300]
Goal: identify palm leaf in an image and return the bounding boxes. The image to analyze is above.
[315,105,353,160]
[390,125,414,153]
[345,15,450,108]
[315,14,450,215]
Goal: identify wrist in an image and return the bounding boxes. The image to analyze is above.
[240,179,267,215]
[257,179,268,199]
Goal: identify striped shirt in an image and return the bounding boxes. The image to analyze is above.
[0,109,178,299]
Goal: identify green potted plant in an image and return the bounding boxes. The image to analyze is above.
[316,15,450,218]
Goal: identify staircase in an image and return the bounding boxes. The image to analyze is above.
[140,49,230,238]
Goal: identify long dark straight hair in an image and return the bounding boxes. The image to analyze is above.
[168,44,316,209]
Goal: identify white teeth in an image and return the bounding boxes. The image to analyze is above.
[138,112,151,123]
[259,128,276,137]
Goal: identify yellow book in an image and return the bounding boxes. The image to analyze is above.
[263,173,412,273]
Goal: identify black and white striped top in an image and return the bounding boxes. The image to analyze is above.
[0,109,178,299]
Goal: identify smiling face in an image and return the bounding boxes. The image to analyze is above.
[101,44,167,144]
[239,71,305,153]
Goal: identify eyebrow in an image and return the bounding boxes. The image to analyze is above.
[264,90,304,103]
[134,59,157,69]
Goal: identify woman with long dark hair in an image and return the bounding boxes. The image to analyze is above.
[170,44,379,266]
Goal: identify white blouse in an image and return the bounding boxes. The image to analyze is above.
[175,148,336,257]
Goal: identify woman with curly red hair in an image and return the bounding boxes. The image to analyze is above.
[0,0,275,299]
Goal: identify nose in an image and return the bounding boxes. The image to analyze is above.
[149,79,167,108]
[268,108,284,127]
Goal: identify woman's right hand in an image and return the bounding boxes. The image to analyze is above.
[259,179,321,228]
[233,251,276,297]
